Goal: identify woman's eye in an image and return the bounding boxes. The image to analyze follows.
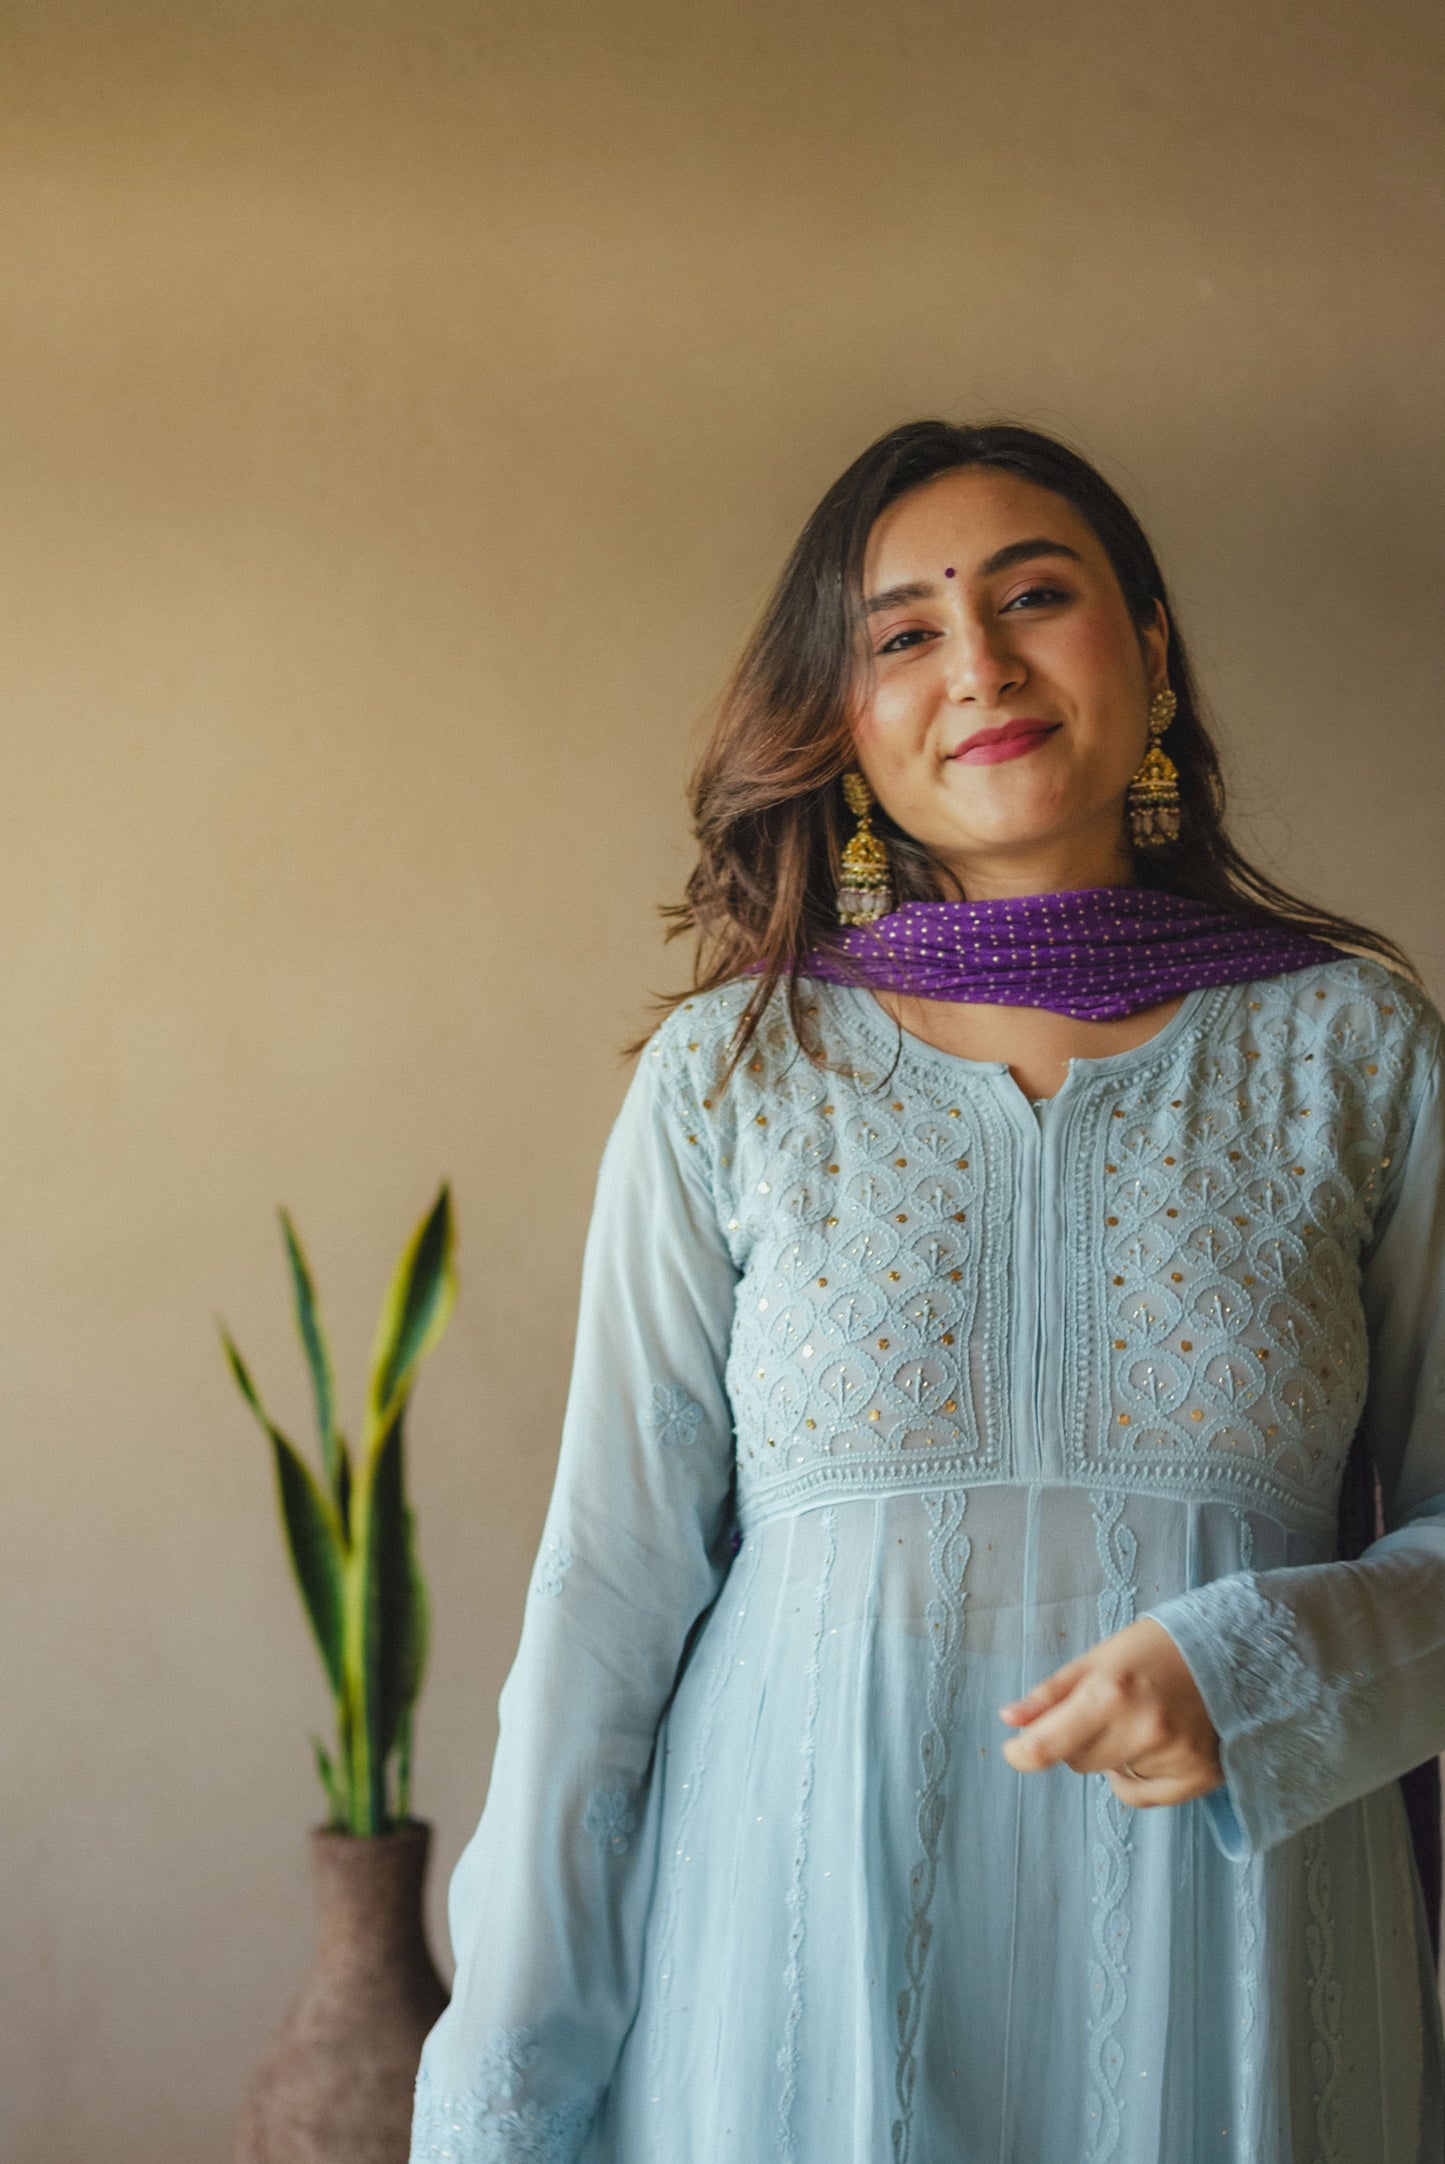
[1004,585,1070,611]
[876,626,935,655]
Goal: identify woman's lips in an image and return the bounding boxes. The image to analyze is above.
[952,722,1061,766]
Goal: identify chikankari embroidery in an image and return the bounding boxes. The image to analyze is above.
[1086,1492,1137,2162]
[1169,1573,1355,1849]
[531,1539,574,1600]
[584,1787,638,1856]
[411,2028,596,2163]
[891,1488,971,2164]
[645,1383,705,1450]
[1303,1823,1343,2164]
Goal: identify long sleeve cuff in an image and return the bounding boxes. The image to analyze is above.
[1148,1570,1356,1858]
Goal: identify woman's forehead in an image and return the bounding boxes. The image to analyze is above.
[865,467,1099,579]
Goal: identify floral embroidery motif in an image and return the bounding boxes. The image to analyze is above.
[1086,1492,1136,2162]
[531,1539,573,1600]
[477,2026,538,2109]
[410,2028,596,2162]
[644,1383,705,1451]
[584,1787,638,1855]
[891,1488,971,2164]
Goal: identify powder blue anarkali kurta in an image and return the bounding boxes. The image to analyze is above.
[412,953,1445,2164]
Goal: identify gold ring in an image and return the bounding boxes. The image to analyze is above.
[1122,1761,1142,1779]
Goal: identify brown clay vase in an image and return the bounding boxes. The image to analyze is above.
[235,1820,450,2164]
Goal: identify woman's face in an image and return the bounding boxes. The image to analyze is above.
[850,466,1170,895]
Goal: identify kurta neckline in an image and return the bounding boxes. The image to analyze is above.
[829,976,1228,1106]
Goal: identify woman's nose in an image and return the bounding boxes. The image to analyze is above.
[943,619,1025,704]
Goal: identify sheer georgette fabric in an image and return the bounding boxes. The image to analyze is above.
[413,956,1445,2164]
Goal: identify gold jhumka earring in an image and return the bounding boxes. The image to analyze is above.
[836,770,894,925]
[1127,687,1181,848]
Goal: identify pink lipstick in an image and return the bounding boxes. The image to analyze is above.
[952,719,1061,766]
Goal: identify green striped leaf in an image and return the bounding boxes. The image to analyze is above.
[364,1187,456,1452]
[222,1330,346,1696]
[269,1430,347,1698]
[364,1415,428,1784]
[280,1211,344,1505]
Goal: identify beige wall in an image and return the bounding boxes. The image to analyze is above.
[2,2,1441,2156]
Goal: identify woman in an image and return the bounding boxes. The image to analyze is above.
[412,422,1445,2161]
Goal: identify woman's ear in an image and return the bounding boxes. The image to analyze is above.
[1142,597,1171,696]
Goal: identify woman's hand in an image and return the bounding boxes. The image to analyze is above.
[998,1616,1224,1806]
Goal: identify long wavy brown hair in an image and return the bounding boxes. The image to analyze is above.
[642,419,1417,1067]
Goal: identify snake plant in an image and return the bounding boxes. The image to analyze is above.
[222,1187,456,1834]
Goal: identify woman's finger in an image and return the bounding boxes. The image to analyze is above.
[997,1655,1090,1726]
[1000,1681,1111,1772]
[1105,1766,1207,1808]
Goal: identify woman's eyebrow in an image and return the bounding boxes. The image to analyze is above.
[863,579,936,617]
[977,537,1085,578]
[863,539,1085,617]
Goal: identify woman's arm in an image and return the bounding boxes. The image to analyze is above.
[410,1026,738,2161]
[1144,1014,1445,1859]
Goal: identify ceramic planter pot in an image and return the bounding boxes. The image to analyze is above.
[235,1819,449,2164]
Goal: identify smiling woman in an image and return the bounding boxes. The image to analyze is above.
[413,422,1445,2164]
[667,422,1411,1072]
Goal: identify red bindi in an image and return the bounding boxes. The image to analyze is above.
[944,567,956,578]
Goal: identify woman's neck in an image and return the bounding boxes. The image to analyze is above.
[931,834,1138,903]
